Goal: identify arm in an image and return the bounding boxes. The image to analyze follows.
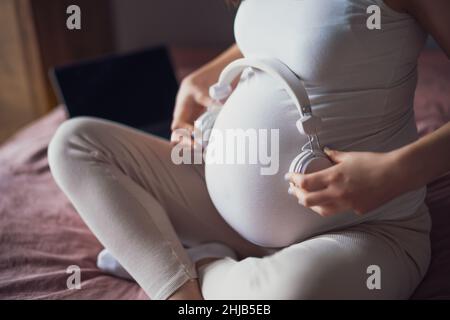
[393,122,450,190]
[286,0,450,216]
[369,0,450,187]
[171,44,242,132]
[402,0,450,58]
[190,44,243,89]
[375,0,450,187]
[286,123,450,216]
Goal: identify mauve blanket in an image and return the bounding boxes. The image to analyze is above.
[0,49,449,300]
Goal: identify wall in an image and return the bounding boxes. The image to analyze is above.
[0,0,115,144]
[112,1,442,52]
[112,0,237,52]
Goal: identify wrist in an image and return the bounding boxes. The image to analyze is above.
[387,145,426,194]
[185,63,220,90]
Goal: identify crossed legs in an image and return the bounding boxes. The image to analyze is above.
[48,117,430,299]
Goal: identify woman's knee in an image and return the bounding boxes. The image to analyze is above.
[48,117,104,184]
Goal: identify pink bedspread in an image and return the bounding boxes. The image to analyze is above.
[0,49,449,300]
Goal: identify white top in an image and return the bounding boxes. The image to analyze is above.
[204,0,428,247]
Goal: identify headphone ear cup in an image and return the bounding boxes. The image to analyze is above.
[288,151,311,174]
[302,154,333,174]
[193,107,221,149]
[289,151,333,174]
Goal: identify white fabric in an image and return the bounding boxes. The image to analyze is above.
[47,0,432,300]
[97,249,134,280]
[205,0,428,247]
[186,242,238,262]
[215,58,313,116]
[97,243,237,281]
[49,117,431,299]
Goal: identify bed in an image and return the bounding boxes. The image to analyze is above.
[0,48,449,300]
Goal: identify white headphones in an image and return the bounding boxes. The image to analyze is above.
[194,57,333,174]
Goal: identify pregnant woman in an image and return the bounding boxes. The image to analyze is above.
[48,0,450,299]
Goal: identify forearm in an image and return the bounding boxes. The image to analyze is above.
[192,44,243,79]
[207,44,243,69]
[391,122,450,191]
[393,0,450,189]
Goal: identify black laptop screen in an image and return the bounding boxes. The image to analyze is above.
[51,46,178,131]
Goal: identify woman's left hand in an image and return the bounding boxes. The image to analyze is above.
[285,148,403,217]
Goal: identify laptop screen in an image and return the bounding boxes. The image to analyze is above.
[50,46,178,137]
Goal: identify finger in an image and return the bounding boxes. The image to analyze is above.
[288,185,334,208]
[285,172,328,192]
[170,130,182,144]
[195,91,216,108]
[171,97,204,130]
[310,187,354,216]
[172,121,194,132]
[323,147,347,164]
[310,203,346,217]
[170,126,193,145]
[176,135,195,150]
[171,119,183,131]
[287,185,345,217]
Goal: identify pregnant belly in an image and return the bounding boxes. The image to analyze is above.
[204,73,355,247]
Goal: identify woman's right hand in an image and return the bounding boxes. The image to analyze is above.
[170,44,243,147]
[170,70,216,146]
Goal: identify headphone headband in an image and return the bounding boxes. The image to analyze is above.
[198,57,331,175]
[215,58,313,117]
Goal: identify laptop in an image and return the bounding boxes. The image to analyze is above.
[50,46,179,139]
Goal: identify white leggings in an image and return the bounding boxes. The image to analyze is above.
[48,117,431,300]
